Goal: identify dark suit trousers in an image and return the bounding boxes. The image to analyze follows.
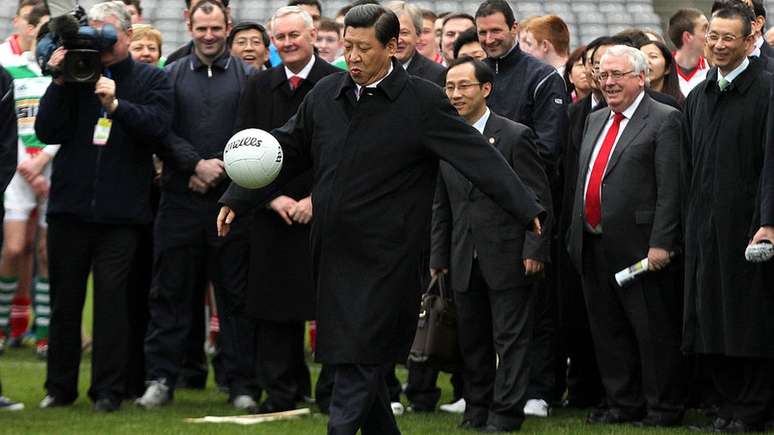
[46,219,139,402]
[255,319,306,409]
[581,233,685,419]
[456,260,535,429]
[328,364,401,435]
[526,274,560,402]
[405,362,464,409]
[706,355,773,425]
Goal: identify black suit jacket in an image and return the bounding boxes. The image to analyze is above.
[406,52,445,86]
[431,113,553,292]
[0,69,17,194]
[220,60,544,364]
[226,55,340,321]
[567,94,682,274]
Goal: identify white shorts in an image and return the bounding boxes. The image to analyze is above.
[3,165,50,227]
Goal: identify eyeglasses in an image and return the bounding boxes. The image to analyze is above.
[597,70,635,81]
[444,82,482,93]
[706,32,748,43]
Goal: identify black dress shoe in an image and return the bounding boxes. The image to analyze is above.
[631,414,682,428]
[586,409,642,424]
[458,419,485,430]
[255,400,293,414]
[689,417,732,432]
[94,397,120,413]
[723,419,764,433]
[478,423,521,433]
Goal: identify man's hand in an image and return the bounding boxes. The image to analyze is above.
[217,206,235,237]
[194,158,225,186]
[430,267,448,278]
[290,196,313,224]
[17,152,51,183]
[270,195,298,225]
[647,247,671,271]
[47,47,67,85]
[95,76,118,113]
[531,217,542,236]
[29,175,49,198]
[188,174,209,194]
[523,259,544,276]
[751,225,774,245]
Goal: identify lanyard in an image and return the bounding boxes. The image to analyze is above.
[100,68,113,119]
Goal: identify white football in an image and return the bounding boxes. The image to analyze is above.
[223,128,283,189]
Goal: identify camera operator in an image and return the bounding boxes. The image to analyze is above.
[34,1,173,412]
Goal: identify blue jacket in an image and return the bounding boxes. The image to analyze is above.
[35,55,173,224]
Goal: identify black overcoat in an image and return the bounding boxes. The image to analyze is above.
[230,57,340,321]
[221,60,544,364]
[682,61,774,357]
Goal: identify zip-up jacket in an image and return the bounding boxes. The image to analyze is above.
[156,51,253,204]
[35,55,173,225]
[485,44,568,166]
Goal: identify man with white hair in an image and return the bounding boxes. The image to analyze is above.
[566,45,685,427]
[385,1,444,86]
[35,0,173,412]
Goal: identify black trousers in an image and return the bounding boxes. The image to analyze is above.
[404,362,464,409]
[144,195,257,398]
[455,261,535,430]
[125,223,153,399]
[255,319,307,409]
[46,219,139,402]
[581,233,685,419]
[328,364,401,435]
[706,355,774,425]
[316,363,334,414]
[558,253,604,407]
[525,275,560,403]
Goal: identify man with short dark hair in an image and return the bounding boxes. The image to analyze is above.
[683,5,774,432]
[218,5,545,434]
[137,0,255,411]
[165,0,231,65]
[668,9,710,95]
[121,0,144,24]
[0,0,45,62]
[453,28,486,60]
[440,13,475,65]
[288,0,321,28]
[316,18,343,63]
[433,56,552,433]
[36,0,173,412]
[229,21,270,69]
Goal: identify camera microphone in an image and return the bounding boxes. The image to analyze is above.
[48,14,80,40]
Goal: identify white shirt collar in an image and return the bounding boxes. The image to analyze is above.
[718,57,750,84]
[355,62,395,95]
[611,90,645,120]
[401,54,414,70]
[285,55,316,80]
[472,108,491,134]
[590,93,602,109]
[750,36,764,57]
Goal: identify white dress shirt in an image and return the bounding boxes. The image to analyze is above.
[284,55,316,81]
[472,108,491,134]
[355,62,394,99]
[583,90,646,204]
[717,56,750,85]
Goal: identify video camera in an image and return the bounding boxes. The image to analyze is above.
[36,4,117,83]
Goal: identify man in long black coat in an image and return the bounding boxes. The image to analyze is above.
[682,6,774,432]
[218,5,544,435]
[224,5,340,413]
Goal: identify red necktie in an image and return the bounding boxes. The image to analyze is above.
[289,76,303,90]
[585,112,625,229]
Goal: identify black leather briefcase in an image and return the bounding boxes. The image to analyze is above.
[409,273,460,371]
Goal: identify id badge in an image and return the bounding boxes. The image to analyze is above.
[93,117,112,146]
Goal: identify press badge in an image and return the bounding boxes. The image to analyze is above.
[93,117,112,146]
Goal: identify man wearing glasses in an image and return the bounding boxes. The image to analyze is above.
[683,5,774,432]
[567,45,684,427]
[431,57,552,432]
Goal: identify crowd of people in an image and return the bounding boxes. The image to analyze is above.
[0,0,772,433]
